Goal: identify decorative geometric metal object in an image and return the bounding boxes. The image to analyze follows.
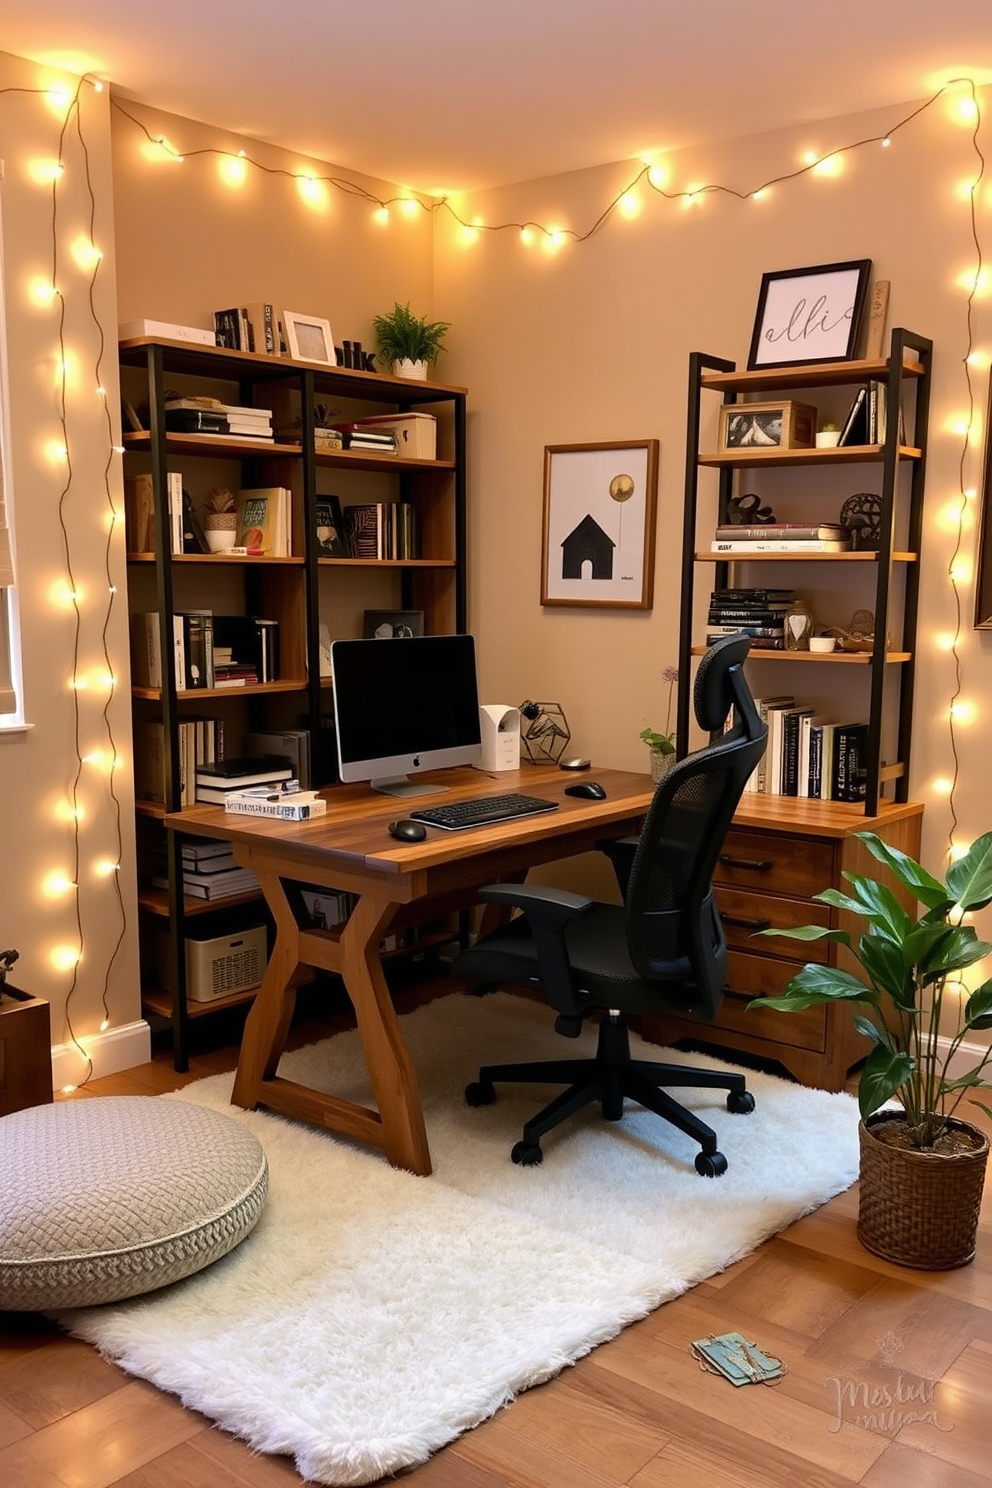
[518,699,571,765]
[840,491,883,550]
[726,492,776,526]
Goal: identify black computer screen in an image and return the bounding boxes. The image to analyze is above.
[331,634,483,791]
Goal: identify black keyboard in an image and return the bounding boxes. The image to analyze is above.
[409,792,559,831]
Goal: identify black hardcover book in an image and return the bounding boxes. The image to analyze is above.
[181,488,210,554]
[834,723,869,802]
[314,495,348,557]
[165,409,230,434]
[839,386,869,446]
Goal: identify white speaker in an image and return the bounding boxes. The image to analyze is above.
[479,704,520,771]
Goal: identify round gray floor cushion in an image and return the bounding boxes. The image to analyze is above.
[0,1096,268,1310]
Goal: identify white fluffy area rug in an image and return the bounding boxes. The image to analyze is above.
[61,992,859,1485]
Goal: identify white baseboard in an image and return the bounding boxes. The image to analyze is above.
[50,1020,152,1092]
[933,1034,991,1085]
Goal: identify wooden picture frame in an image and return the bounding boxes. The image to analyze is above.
[747,259,872,370]
[973,373,992,627]
[541,440,658,609]
[281,310,336,365]
[718,400,817,452]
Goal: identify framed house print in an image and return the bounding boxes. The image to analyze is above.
[747,259,872,370]
[541,440,658,609]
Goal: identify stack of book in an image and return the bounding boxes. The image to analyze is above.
[706,588,793,649]
[343,502,418,559]
[152,837,261,902]
[194,756,296,805]
[223,786,327,820]
[332,422,398,455]
[710,523,849,554]
[212,615,279,686]
[164,398,274,442]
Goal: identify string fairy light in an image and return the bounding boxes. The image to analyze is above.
[0,68,985,1056]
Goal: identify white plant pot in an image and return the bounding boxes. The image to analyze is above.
[393,359,429,381]
[204,524,237,552]
[816,430,841,448]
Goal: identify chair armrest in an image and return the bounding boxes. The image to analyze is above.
[596,836,639,897]
[478,883,595,924]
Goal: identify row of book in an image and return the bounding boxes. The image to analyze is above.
[130,611,280,690]
[707,587,793,650]
[746,695,868,801]
[711,523,849,555]
[314,496,419,560]
[837,380,906,447]
[124,477,292,557]
[214,304,280,356]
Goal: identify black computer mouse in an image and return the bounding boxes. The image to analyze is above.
[388,819,427,842]
[564,780,607,800]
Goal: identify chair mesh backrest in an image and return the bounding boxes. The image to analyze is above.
[624,636,767,1018]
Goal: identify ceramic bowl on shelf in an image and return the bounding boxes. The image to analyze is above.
[809,636,837,653]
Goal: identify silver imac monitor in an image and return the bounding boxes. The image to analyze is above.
[330,633,483,797]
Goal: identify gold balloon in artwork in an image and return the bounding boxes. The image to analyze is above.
[609,473,635,502]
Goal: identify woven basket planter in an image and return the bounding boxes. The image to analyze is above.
[858,1113,989,1270]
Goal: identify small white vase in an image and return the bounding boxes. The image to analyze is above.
[393,359,429,381]
[649,749,675,785]
[204,518,237,552]
[816,430,841,448]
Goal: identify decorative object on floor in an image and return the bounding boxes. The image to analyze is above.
[746,259,873,370]
[518,697,571,764]
[839,491,882,549]
[639,662,679,781]
[60,994,859,1487]
[541,441,659,609]
[726,491,776,525]
[202,486,238,552]
[371,301,450,380]
[754,829,992,1270]
[0,1097,267,1309]
[690,1331,786,1386]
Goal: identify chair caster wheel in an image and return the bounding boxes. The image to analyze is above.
[465,1080,496,1107]
[727,1090,755,1115]
[695,1150,728,1177]
[511,1140,543,1166]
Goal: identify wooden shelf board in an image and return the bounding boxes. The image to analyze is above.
[695,550,917,563]
[692,646,911,664]
[315,556,456,569]
[132,678,309,702]
[315,449,456,474]
[698,444,921,468]
[123,431,302,459]
[127,551,305,564]
[141,985,259,1020]
[119,336,467,398]
[137,886,265,917]
[699,355,926,393]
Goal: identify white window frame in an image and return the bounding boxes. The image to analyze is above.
[0,181,26,731]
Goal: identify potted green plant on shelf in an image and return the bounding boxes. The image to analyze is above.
[752,830,992,1270]
[815,419,841,449]
[371,302,451,381]
[639,664,679,784]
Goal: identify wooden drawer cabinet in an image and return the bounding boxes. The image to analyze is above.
[641,796,924,1091]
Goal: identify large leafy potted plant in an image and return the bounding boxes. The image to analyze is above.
[371,302,451,380]
[752,829,992,1270]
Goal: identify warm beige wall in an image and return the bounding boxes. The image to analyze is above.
[110,100,435,358]
[0,52,141,1082]
[435,89,992,890]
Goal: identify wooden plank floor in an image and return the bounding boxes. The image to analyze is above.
[3,987,992,1488]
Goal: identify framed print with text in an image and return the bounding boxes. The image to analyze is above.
[747,259,872,370]
[541,440,658,609]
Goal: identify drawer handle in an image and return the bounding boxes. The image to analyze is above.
[719,854,773,872]
[721,914,772,932]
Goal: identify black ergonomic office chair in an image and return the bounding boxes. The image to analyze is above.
[452,633,768,1176]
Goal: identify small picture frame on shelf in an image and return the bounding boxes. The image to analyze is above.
[280,310,335,365]
[718,400,816,452]
[747,259,873,371]
[363,609,424,639]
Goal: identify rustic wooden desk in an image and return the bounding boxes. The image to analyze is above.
[166,764,655,1176]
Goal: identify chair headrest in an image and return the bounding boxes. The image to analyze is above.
[693,633,751,732]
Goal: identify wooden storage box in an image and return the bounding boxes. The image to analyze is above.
[0,986,53,1115]
[718,400,816,452]
[351,413,437,460]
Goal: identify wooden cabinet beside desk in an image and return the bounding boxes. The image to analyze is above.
[641,794,923,1091]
